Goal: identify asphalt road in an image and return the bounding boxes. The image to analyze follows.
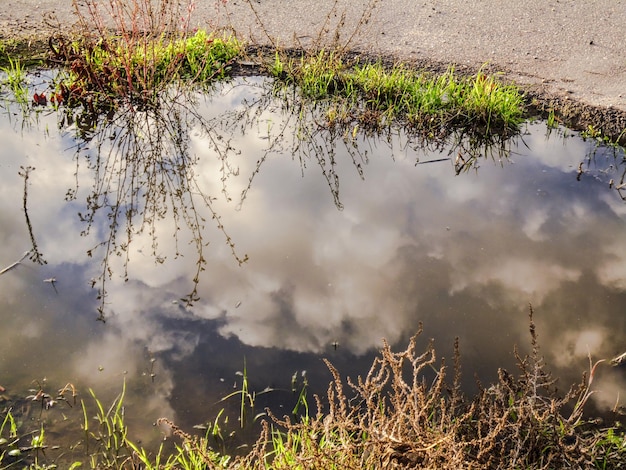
[2,0,625,116]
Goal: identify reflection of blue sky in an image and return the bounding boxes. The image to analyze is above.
[1,79,626,438]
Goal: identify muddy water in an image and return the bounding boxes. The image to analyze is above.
[1,75,626,456]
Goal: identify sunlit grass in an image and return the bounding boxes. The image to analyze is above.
[3,316,626,470]
[1,58,29,104]
[271,51,524,136]
[0,40,30,111]
[52,29,242,109]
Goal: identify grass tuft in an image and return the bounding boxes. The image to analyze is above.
[0,41,30,117]
[49,30,242,111]
[269,52,524,138]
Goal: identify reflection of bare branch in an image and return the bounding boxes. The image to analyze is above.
[0,250,31,276]
[18,166,47,265]
[61,86,251,320]
[59,77,519,321]
[245,82,517,212]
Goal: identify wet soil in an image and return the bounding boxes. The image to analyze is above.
[1,0,625,140]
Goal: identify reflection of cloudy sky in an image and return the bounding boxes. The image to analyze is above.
[1,80,626,436]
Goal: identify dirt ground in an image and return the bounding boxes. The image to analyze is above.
[2,0,625,137]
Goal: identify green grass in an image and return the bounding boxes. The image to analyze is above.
[47,30,524,140]
[270,51,524,137]
[0,409,20,464]
[3,335,626,470]
[51,29,242,109]
[1,58,28,104]
[0,40,30,110]
[582,124,626,147]
[0,38,48,69]
[0,406,81,469]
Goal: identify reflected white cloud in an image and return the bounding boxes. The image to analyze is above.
[521,207,550,242]
[451,258,581,302]
[551,328,607,369]
[1,78,626,432]
[596,241,626,290]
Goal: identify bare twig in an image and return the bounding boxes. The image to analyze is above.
[0,250,31,275]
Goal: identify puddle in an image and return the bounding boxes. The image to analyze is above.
[1,73,626,456]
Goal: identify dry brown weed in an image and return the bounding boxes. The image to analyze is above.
[237,306,625,469]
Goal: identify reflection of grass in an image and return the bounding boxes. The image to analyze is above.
[271,51,524,137]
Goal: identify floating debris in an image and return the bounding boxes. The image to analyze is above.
[416,157,451,165]
[43,277,58,294]
[32,92,47,106]
[577,162,584,181]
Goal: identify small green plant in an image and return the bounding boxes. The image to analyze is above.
[219,358,273,430]
[0,408,22,466]
[593,427,626,468]
[290,371,309,418]
[138,418,232,469]
[28,423,55,469]
[546,108,558,129]
[581,124,626,148]
[80,381,132,468]
[580,125,626,168]
[0,53,30,117]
